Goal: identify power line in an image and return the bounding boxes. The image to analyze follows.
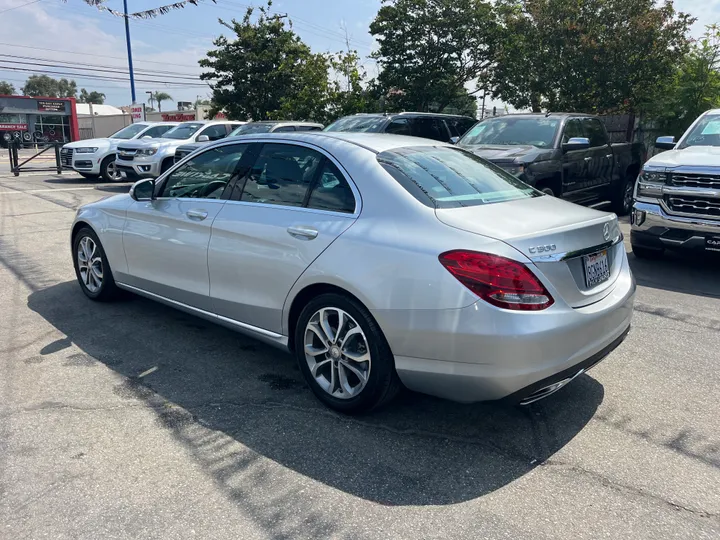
[0,42,201,69]
[0,55,205,81]
[0,75,202,93]
[0,65,211,87]
[0,0,43,15]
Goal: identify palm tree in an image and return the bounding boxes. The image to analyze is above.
[152,92,173,112]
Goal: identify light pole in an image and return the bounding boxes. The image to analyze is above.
[123,0,136,103]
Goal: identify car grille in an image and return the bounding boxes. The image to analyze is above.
[174,149,191,162]
[670,173,720,189]
[665,195,720,218]
[117,147,137,161]
[60,147,73,168]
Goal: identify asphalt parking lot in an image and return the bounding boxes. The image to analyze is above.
[1,171,719,539]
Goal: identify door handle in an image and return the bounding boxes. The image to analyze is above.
[584,156,593,162]
[287,226,318,240]
[186,209,208,221]
[605,154,613,159]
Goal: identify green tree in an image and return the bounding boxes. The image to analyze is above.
[655,26,720,137]
[370,0,496,112]
[22,75,77,98]
[492,0,694,114]
[78,88,106,104]
[151,91,173,112]
[0,81,15,95]
[200,2,330,121]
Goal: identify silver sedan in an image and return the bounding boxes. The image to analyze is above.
[71,132,635,413]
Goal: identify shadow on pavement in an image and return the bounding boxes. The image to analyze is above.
[628,249,720,299]
[28,281,604,506]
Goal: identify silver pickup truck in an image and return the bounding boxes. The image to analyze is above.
[631,109,720,258]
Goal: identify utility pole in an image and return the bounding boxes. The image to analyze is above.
[123,0,137,104]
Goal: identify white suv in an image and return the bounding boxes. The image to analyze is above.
[115,120,243,179]
[61,122,178,182]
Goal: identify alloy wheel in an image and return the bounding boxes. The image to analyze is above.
[77,236,103,293]
[303,307,371,399]
[107,161,122,181]
[623,180,634,213]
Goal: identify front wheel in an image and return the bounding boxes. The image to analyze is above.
[294,293,401,414]
[72,227,120,301]
[613,176,635,215]
[100,155,123,183]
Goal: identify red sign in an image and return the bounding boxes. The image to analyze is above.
[162,112,196,122]
[37,100,65,112]
[0,123,28,130]
[214,111,227,119]
[130,104,146,122]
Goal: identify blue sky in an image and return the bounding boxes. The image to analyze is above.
[0,0,715,111]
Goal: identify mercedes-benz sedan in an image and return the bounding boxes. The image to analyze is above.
[71,132,635,413]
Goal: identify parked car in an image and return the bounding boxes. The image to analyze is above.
[71,132,634,413]
[631,109,720,258]
[324,112,477,143]
[60,122,178,182]
[115,120,244,179]
[457,113,646,215]
[173,121,323,162]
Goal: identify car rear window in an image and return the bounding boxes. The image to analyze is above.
[377,146,539,209]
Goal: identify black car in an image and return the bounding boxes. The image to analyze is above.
[457,113,646,215]
[324,112,477,143]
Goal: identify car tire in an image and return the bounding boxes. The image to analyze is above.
[100,155,123,183]
[72,227,121,301]
[539,186,555,196]
[294,293,401,414]
[612,175,635,215]
[632,246,663,259]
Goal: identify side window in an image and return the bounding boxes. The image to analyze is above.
[582,118,609,147]
[410,117,448,141]
[386,118,411,136]
[240,143,323,207]
[159,144,247,199]
[446,118,477,137]
[307,160,356,213]
[273,125,296,132]
[295,125,322,131]
[562,119,584,144]
[142,125,173,138]
[199,125,228,141]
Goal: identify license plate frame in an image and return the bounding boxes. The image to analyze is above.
[583,249,610,288]
[706,236,720,252]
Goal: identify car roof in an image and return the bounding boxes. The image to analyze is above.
[347,112,475,120]
[248,121,324,126]
[212,131,451,153]
[486,112,596,119]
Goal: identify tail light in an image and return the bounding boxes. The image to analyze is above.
[439,250,554,311]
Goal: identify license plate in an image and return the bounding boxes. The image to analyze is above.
[706,236,720,252]
[583,250,610,288]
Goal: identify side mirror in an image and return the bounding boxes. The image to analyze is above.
[196,135,210,142]
[141,135,152,140]
[449,136,460,145]
[562,137,590,152]
[129,178,155,201]
[655,136,676,150]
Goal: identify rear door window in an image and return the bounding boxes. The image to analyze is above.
[445,118,477,138]
[306,160,356,213]
[273,125,296,132]
[239,143,323,207]
[581,118,609,147]
[410,117,448,141]
[378,146,539,208]
[142,125,174,138]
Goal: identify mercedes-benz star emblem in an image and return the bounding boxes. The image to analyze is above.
[603,223,611,241]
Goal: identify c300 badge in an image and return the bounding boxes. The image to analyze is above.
[529,244,557,254]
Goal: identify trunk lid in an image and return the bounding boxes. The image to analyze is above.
[435,196,623,308]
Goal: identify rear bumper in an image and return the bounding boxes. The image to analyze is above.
[631,201,720,251]
[376,254,636,404]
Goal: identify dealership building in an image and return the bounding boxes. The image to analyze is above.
[0,95,80,145]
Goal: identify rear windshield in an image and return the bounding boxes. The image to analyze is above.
[324,116,386,132]
[377,146,540,208]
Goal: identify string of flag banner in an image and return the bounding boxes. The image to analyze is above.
[95,0,216,20]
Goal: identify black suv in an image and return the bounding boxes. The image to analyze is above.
[324,112,477,143]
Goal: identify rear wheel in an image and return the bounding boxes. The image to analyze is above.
[632,246,663,259]
[294,293,401,414]
[539,186,555,196]
[72,227,120,301]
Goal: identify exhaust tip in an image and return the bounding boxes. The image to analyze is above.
[519,368,586,405]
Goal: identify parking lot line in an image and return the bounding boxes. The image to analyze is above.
[0,187,97,195]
